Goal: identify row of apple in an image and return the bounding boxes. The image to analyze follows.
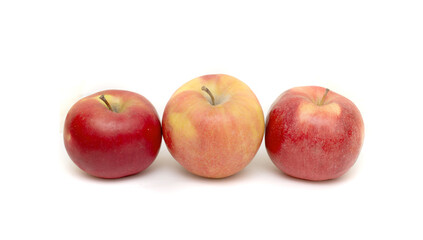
[63,74,364,181]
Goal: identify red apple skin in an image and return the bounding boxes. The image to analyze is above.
[63,90,162,179]
[265,86,364,181]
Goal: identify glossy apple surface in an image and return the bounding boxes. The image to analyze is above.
[162,74,265,178]
[265,86,364,181]
[64,89,161,179]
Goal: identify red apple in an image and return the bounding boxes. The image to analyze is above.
[162,74,265,178]
[63,90,162,179]
[265,86,364,181]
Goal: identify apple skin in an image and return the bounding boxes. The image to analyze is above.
[162,74,265,178]
[63,90,162,179]
[265,86,364,181]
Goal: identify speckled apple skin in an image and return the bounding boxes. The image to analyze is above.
[265,86,364,181]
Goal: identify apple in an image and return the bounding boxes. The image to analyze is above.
[162,74,265,178]
[63,89,162,179]
[265,86,364,181]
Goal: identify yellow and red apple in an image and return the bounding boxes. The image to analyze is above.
[162,74,265,178]
[63,90,162,179]
[265,86,364,181]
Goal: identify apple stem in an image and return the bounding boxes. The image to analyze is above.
[319,88,330,106]
[99,95,114,112]
[201,86,215,105]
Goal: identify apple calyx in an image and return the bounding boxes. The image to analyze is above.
[201,86,216,105]
[99,95,115,112]
[318,88,330,106]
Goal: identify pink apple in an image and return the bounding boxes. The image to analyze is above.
[265,86,364,181]
[63,89,162,179]
[162,74,265,178]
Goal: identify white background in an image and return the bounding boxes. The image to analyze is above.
[1,0,422,239]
